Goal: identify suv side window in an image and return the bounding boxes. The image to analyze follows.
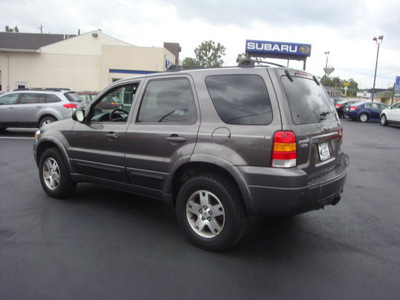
[18,93,44,104]
[137,78,196,123]
[0,93,19,105]
[90,83,139,122]
[206,74,272,125]
[45,94,62,103]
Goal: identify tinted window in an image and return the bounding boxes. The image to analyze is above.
[206,75,272,125]
[45,94,62,103]
[137,78,196,123]
[282,76,336,124]
[64,92,83,102]
[18,93,43,104]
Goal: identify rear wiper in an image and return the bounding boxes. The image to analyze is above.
[320,111,331,117]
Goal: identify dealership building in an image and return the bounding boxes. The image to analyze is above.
[0,30,179,92]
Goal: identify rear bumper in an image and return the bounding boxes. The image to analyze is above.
[237,153,349,216]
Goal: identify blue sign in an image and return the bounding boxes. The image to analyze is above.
[395,76,400,91]
[246,40,312,57]
[165,59,173,68]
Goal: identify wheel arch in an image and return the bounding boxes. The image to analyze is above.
[36,139,73,173]
[38,114,58,127]
[169,161,251,213]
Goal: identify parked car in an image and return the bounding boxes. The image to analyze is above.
[380,102,400,126]
[334,99,348,118]
[0,88,84,130]
[342,100,361,119]
[33,61,349,250]
[345,101,391,122]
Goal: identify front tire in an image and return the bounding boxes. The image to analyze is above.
[39,148,76,198]
[380,114,388,126]
[176,174,247,251]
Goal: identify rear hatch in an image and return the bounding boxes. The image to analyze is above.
[279,69,343,179]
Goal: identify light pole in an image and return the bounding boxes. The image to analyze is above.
[324,51,330,85]
[371,35,383,102]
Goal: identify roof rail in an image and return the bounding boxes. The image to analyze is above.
[238,59,285,68]
[13,88,71,92]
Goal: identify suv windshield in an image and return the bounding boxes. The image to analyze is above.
[282,76,336,124]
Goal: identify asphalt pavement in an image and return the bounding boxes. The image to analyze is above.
[1,121,400,299]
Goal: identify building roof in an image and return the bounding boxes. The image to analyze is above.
[0,32,76,52]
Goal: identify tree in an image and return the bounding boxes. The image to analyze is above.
[182,57,200,67]
[194,40,226,67]
[322,76,359,91]
[5,25,19,33]
[236,52,248,63]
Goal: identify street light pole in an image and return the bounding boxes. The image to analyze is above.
[324,51,330,85]
[372,35,383,102]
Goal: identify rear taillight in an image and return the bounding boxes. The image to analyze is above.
[63,103,78,110]
[272,131,297,168]
[335,104,342,108]
[349,106,357,111]
[340,125,344,144]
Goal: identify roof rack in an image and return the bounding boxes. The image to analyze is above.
[237,59,285,68]
[13,88,71,92]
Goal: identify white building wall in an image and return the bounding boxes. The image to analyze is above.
[0,31,176,92]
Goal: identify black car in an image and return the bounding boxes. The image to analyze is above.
[334,100,348,118]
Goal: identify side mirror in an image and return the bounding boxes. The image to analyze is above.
[72,110,85,122]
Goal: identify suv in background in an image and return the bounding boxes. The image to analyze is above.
[33,61,349,250]
[0,88,84,130]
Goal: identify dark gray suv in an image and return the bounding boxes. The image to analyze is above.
[33,62,349,250]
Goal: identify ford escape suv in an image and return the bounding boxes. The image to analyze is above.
[0,88,84,130]
[33,61,349,250]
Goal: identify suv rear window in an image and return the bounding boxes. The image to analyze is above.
[206,74,272,125]
[282,76,336,125]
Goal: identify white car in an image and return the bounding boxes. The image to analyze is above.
[380,102,400,126]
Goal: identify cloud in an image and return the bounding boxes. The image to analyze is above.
[1,0,399,89]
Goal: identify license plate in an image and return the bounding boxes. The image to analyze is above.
[318,142,331,161]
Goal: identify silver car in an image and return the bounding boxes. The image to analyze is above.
[0,88,84,130]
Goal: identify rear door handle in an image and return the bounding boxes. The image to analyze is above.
[106,132,120,139]
[166,135,186,143]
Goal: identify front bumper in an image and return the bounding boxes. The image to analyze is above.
[237,153,349,216]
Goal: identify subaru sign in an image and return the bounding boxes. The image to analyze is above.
[246,40,312,57]
[395,76,400,92]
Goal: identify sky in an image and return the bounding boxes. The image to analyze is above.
[1,0,399,89]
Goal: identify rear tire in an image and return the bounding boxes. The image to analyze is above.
[359,113,368,122]
[39,148,76,198]
[39,116,57,128]
[176,174,247,251]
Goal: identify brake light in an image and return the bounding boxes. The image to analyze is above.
[272,131,296,168]
[63,103,78,109]
[335,104,342,108]
[111,102,119,107]
[349,106,358,111]
[340,126,344,144]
